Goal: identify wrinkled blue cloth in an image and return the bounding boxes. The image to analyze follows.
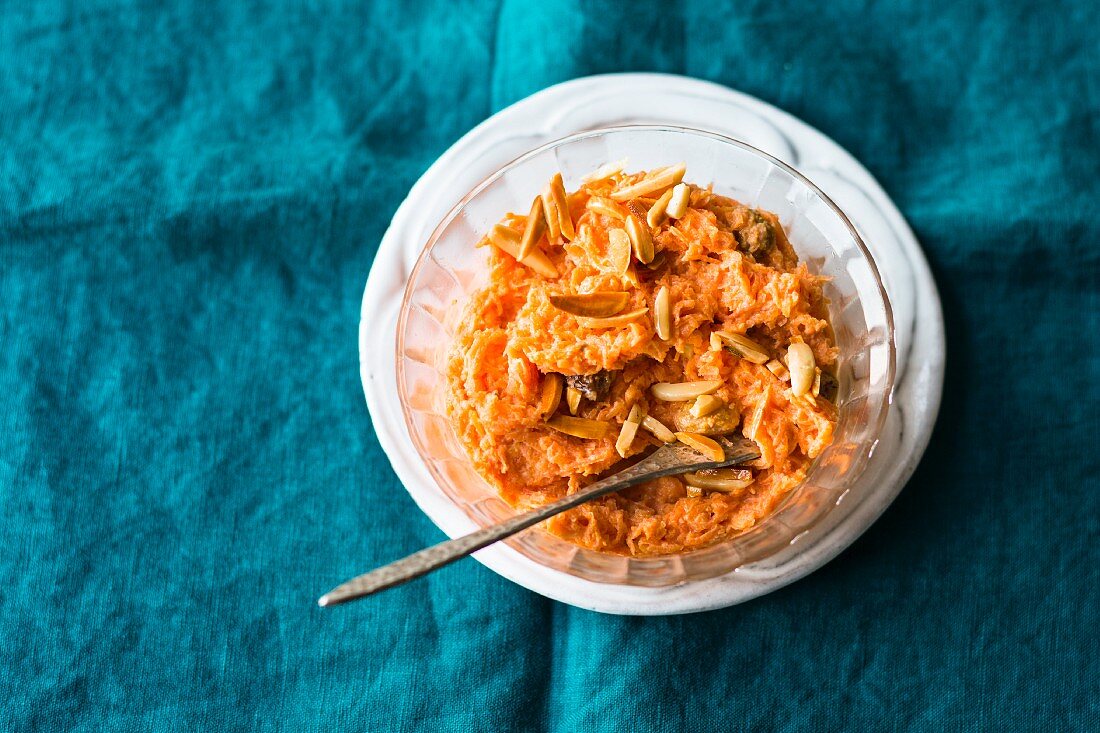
[1,1,1097,730]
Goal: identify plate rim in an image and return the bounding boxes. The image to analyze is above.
[358,72,945,614]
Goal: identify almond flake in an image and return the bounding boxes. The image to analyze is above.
[647,187,674,228]
[654,285,672,340]
[674,431,725,462]
[666,183,690,219]
[565,386,582,415]
[487,224,558,278]
[607,228,632,274]
[609,163,687,201]
[787,342,815,396]
[587,197,627,220]
[576,307,648,329]
[518,195,547,260]
[641,415,676,443]
[547,414,612,439]
[548,173,575,241]
[625,214,654,264]
[711,331,769,364]
[549,291,630,318]
[766,359,790,382]
[690,394,724,418]
[683,468,754,492]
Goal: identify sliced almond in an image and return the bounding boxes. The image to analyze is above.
[576,307,648,329]
[766,359,791,382]
[538,373,563,417]
[644,250,668,271]
[641,414,676,443]
[547,414,612,439]
[581,159,628,183]
[548,173,575,241]
[666,183,690,219]
[683,468,754,492]
[812,367,822,397]
[518,196,547,260]
[607,228,632,274]
[711,331,769,364]
[690,394,724,418]
[654,285,672,340]
[647,187,675,228]
[651,380,723,402]
[787,342,816,396]
[625,215,654,264]
[541,188,561,240]
[487,224,558,278]
[565,386,582,415]
[587,197,627,220]
[610,163,687,201]
[685,485,704,498]
[614,403,645,457]
[625,199,648,222]
[675,431,725,462]
[549,291,629,318]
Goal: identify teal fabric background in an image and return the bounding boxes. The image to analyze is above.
[2,1,1097,730]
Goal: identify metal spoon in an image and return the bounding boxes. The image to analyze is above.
[318,435,759,607]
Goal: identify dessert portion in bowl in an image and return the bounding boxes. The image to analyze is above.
[445,162,838,556]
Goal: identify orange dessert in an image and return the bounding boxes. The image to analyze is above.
[445,163,838,556]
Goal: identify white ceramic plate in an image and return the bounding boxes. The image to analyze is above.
[360,73,944,615]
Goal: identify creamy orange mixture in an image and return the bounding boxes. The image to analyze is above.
[445,164,837,556]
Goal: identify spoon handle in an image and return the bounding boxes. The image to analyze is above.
[318,436,759,606]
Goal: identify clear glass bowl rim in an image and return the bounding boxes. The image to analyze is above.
[395,124,896,583]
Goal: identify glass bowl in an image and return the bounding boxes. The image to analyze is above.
[395,125,894,587]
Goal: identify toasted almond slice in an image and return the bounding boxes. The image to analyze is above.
[548,173,575,241]
[690,394,724,418]
[625,199,648,222]
[641,414,676,442]
[685,485,704,498]
[541,188,561,240]
[711,331,769,364]
[549,291,629,318]
[625,215,654,264]
[651,380,723,401]
[581,159,628,183]
[787,342,816,396]
[609,163,687,201]
[607,228,632,274]
[746,387,769,443]
[518,196,547,260]
[644,250,668,271]
[654,285,672,340]
[488,223,521,246]
[812,367,822,397]
[576,307,648,329]
[587,196,627,221]
[547,414,613,439]
[488,224,558,278]
[565,386,582,415]
[647,187,675,228]
[666,183,690,219]
[614,403,645,457]
[684,468,754,492]
[538,373,563,416]
[675,431,725,462]
[622,265,642,289]
[766,359,790,382]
